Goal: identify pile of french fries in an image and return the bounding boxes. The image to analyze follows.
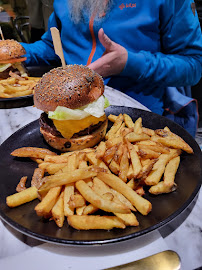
[0,74,40,98]
[6,113,193,230]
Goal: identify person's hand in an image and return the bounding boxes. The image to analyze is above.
[88,28,128,77]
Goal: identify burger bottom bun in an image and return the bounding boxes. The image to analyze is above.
[40,119,108,152]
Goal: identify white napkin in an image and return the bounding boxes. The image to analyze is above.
[0,229,168,270]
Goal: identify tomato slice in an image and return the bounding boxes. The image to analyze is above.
[0,57,27,64]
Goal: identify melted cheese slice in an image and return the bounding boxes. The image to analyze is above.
[53,114,106,139]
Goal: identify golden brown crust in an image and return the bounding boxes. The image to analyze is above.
[34,65,104,112]
[40,119,108,152]
[0,39,26,61]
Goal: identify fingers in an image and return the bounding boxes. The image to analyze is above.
[98,28,114,51]
[88,53,113,77]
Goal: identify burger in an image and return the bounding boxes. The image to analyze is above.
[0,39,28,79]
[34,64,109,152]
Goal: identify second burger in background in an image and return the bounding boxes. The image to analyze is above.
[34,64,109,152]
[0,39,28,79]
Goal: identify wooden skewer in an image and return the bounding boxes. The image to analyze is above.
[50,27,66,68]
[0,26,5,40]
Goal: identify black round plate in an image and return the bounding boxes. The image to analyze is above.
[0,66,56,109]
[0,106,201,245]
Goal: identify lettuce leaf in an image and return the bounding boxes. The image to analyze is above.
[48,95,110,120]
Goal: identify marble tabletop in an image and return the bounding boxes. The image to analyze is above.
[0,86,201,270]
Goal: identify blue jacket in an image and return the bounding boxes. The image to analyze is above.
[22,0,202,137]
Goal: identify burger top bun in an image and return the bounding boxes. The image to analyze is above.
[0,39,26,61]
[34,65,104,112]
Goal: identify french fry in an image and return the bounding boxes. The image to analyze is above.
[163,156,180,187]
[60,152,78,173]
[68,194,86,209]
[103,144,118,164]
[86,151,100,166]
[11,147,57,159]
[137,140,156,146]
[118,145,129,182]
[109,159,120,175]
[115,122,126,137]
[35,186,62,218]
[123,113,134,129]
[127,141,142,178]
[3,89,33,97]
[138,159,158,180]
[68,215,126,230]
[76,205,86,215]
[115,213,139,226]
[95,141,106,159]
[133,117,142,134]
[92,178,138,226]
[105,136,123,148]
[97,172,152,215]
[27,76,41,81]
[111,188,137,212]
[16,176,27,192]
[38,166,100,193]
[30,157,44,164]
[39,162,66,174]
[86,151,110,171]
[125,132,150,143]
[127,164,134,180]
[19,80,39,85]
[0,84,5,92]
[142,127,155,136]
[108,114,117,122]
[152,129,193,154]
[121,127,133,137]
[6,186,38,208]
[138,148,161,159]
[31,168,45,189]
[137,143,170,154]
[2,84,29,93]
[113,142,124,164]
[78,159,88,169]
[105,114,123,140]
[52,190,65,227]
[135,186,145,196]
[144,149,180,186]
[127,178,139,190]
[0,77,16,84]
[76,180,130,214]
[0,92,14,98]
[64,183,74,216]
[83,204,98,215]
[164,126,171,132]
[44,155,69,163]
[93,177,136,211]
[149,181,177,195]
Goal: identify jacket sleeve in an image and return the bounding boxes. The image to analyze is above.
[121,0,202,87]
[21,12,60,66]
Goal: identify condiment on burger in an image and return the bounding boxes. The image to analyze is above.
[34,64,110,152]
[0,39,28,79]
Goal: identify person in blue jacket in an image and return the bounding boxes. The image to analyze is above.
[22,0,202,137]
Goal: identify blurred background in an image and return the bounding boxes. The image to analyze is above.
[0,0,54,43]
[0,0,201,144]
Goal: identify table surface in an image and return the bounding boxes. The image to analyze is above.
[0,86,201,270]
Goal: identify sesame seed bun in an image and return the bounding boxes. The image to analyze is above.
[34,65,104,112]
[0,39,26,61]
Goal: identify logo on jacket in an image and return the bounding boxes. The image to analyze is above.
[119,3,136,10]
